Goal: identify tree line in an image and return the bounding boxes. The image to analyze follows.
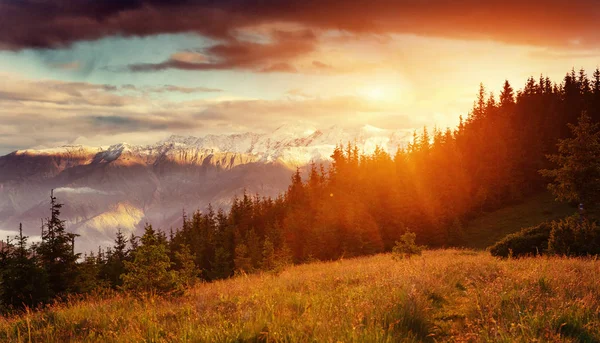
[2,67,600,312]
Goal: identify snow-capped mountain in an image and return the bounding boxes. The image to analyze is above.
[0,125,411,251]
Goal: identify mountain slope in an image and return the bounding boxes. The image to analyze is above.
[462,192,574,249]
[0,125,411,251]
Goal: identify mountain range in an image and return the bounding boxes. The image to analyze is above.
[0,124,411,251]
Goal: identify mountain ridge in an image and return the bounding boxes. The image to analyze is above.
[9,124,411,166]
[0,125,412,251]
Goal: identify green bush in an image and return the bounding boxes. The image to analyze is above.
[548,215,600,256]
[489,222,551,258]
[392,231,424,260]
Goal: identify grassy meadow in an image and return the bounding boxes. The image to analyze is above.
[1,249,600,342]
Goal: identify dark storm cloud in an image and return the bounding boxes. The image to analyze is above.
[1,1,599,52]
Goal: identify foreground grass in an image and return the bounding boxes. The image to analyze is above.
[2,250,600,342]
[463,191,574,249]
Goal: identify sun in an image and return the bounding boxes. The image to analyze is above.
[355,75,411,104]
[359,86,388,101]
[365,87,385,100]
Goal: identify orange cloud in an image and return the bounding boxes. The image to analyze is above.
[2,1,599,51]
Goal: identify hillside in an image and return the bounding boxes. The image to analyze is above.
[2,249,599,342]
[462,192,575,249]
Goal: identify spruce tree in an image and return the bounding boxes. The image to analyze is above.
[0,225,49,312]
[104,229,128,288]
[121,244,175,294]
[261,237,275,271]
[76,252,102,294]
[541,111,600,213]
[173,244,197,288]
[234,243,252,274]
[121,225,176,294]
[210,247,233,280]
[36,191,80,297]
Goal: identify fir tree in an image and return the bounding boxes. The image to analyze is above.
[234,243,252,274]
[104,228,128,288]
[541,111,600,212]
[173,244,198,288]
[76,252,103,294]
[261,237,276,271]
[0,224,49,312]
[121,237,176,294]
[36,191,80,297]
[210,247,233,280]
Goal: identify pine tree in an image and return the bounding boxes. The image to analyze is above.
[579,68,591,96]
[275,242,293,270]
[234,243,252,274]
[593,68,600,96]
[472,83,487,120]
[210,247,233,280]
[121,239,176,294]
[0,224,49,312]
[129,233,139,252]
[174,244,198,288]
[420,127,430,151]
[36,191,80,297]
[287,168,305,206]
[104,229,128,288]
[261,237,276,271]
[76,252,103,294]
[541,111,600,212]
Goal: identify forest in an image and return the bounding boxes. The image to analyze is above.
[1,67,600,312]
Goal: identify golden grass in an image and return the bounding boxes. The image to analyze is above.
[1,249,600,342]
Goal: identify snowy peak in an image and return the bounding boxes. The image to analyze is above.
[0,124,413,251]
[8,125,412,167]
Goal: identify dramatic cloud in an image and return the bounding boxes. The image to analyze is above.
[1,0,598,156]
[1,0,599,52]
[129,29,317,73]
[0,75,219,153]
[0,74,422,155]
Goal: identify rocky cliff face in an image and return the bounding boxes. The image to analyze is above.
[0,125,410,251]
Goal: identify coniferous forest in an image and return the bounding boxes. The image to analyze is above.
[2,68,600,313]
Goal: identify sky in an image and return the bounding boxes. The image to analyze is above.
[1,0,600,155]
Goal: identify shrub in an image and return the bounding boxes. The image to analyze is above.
[489,222,552,258]
[392,231,424,260]
[548,215,600,256]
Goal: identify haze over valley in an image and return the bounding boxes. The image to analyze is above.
[0,124,409,250]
